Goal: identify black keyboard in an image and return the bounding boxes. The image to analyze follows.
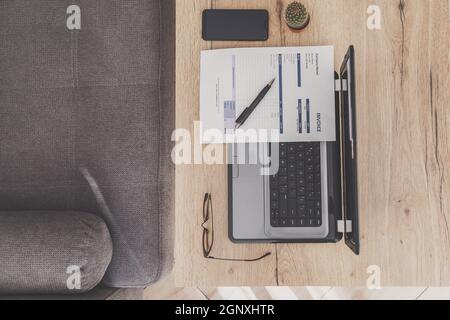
[269,142,322,228]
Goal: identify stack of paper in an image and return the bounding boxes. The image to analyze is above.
[200,46,336,144]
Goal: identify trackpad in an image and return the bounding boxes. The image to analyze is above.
[231,164,268,240]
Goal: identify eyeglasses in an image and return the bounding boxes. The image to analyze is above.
[202,193,271,262]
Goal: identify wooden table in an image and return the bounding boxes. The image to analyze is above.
[174,0,450,287]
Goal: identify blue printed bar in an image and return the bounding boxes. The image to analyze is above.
[278,54,283,134]
[297,53,302,87]
[224,101,236,132]
[306,98,310,134]
[298,99,302,133]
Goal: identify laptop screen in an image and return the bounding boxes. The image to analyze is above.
[340,46,360,255]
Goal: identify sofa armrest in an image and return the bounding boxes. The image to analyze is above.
[0,211,112,295]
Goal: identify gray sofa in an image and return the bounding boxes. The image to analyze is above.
[0,0,175,299]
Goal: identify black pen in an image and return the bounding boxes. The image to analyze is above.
[235,78,276,129]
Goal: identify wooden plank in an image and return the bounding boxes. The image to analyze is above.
[278,0,450,286]
[276,0,367,286]
[175,0,450,287]
[174,0,278,287]
[427,0,450,284]
[174,0,211,287]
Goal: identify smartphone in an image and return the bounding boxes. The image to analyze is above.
[202,9,269,41]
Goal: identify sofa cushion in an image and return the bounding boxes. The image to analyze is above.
[0,211,112,295]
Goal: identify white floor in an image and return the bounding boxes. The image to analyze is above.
[143,275,450,300]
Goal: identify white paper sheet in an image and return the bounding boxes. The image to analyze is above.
[200,46,336,144]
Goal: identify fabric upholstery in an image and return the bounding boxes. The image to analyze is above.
[0,287,144,300]
[0,211,112,295]
[0,0,175,288]
[158,0,176,282]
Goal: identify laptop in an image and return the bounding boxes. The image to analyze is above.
[228,46,360,255]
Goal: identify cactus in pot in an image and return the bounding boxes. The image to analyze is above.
[285,2,310,31]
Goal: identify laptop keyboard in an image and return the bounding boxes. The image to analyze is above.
[269,143,322,228]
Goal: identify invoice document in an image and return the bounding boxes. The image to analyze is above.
[200,46,336,144]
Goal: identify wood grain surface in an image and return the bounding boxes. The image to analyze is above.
[174,0,450,287]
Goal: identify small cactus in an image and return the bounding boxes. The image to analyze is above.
[285,2,310,30]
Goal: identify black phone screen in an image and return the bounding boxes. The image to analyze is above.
[202,9,269,41]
